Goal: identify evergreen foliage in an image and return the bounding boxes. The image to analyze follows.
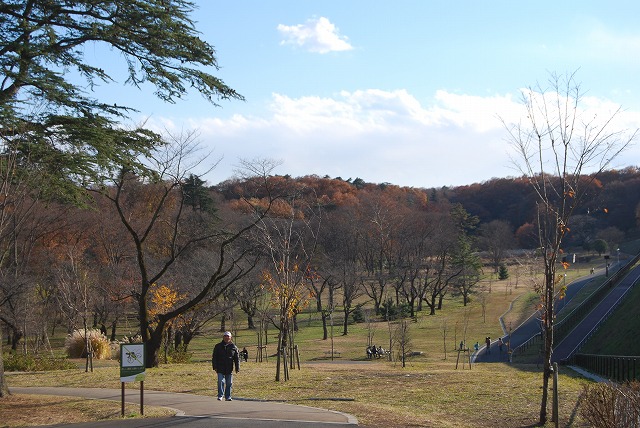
[498,265,509,280]
[0,0,243,199]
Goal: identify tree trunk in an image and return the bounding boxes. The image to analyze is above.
[247,314,255,330]
[145,329,163,368]
[175,330,183,350]
[181,331,194,350]
[219,314,226,333]
[109,319,117,342]
[139,295,164,368]
[321,311,328,340]
[539,270,555,425]
[276,326,286,382]
[10,328,22,351]
[0,324,9,398]
[342,308,350,335]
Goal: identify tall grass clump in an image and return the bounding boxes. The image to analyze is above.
[65,329,111,359]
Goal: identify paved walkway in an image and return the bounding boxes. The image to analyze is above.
[473,272,596,364]
[474,261,638,365]
[10,386,358,427]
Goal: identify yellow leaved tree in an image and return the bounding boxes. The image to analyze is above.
[148,283,184,363]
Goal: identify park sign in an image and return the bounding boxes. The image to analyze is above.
[120,343,146,382]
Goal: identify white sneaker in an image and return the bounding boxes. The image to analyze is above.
[225,398,232,401]
[217,396,223,401]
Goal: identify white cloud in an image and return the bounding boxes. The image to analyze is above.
[277,17,353,54]
[148,89,640,188]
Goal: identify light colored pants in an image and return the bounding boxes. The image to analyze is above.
[217,372,233,399]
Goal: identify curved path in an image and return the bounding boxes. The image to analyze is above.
[10,386,358,427]
[474,264,620,363]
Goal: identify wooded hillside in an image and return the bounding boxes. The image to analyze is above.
[1,166,638,368]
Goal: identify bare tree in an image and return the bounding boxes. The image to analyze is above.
[478,220,515,273]
[357,193,399,314]
[253,179,320,381]
[232,270,265,331]
[320,206,363,336]
[53,226,98,371]
[95,132,271,367]
[396,319,411,367]
[421,210,464,315]
[503,71,637,425]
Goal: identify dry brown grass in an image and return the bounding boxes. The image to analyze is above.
[0,393,174,427]
[7,359,591,428]
[3,261,603,427]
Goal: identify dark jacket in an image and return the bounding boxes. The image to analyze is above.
[212,340,240,375]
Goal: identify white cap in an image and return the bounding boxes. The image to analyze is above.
[223,331,232,337]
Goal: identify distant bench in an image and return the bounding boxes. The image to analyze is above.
[323,351,341,357]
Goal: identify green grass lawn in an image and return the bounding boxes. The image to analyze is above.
[580,276,640,356]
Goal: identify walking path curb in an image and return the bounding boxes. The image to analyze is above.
[9,386,358,425]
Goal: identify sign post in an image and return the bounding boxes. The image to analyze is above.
[119,343,146,416]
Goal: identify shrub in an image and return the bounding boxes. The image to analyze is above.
[580,381,640,427]
[380,299,410,321]
[167,348,193,364]
[64,329,111,359]
[4,353,76,371]
[352,305,364,323]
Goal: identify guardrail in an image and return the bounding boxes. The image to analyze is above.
[554,253,640,345]
[510,251,640,362]
[511,332,542,360]
[571,354,640,382]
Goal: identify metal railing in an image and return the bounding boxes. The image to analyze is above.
[510,251,640,362]
[554,253,640,345]
[572,354,640,382]
[510,332,542,360]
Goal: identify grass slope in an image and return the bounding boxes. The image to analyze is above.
[580,276,640,356]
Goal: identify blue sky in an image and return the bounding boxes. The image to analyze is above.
[95,1,640,188]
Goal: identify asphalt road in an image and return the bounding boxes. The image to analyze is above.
[11,386,359,428]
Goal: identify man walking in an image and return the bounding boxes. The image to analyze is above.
[212,331,240,401]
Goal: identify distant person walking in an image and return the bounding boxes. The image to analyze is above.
[485,336,491,354]
[498,337,504,354]
[212,331,240,401]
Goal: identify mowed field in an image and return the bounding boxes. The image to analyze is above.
[3,259,608,427]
